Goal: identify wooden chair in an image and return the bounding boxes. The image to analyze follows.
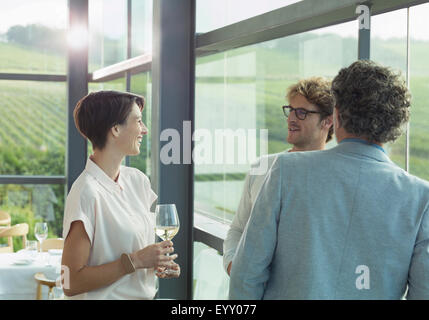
[35,273,57,300]
[0,223,28,253]
[0,211,11,226]
[35,238,64,299]
[41,238,64,252]
[0,211,12,251]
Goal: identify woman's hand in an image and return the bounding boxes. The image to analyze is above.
[156,262,181,279]
[130,240,177,269]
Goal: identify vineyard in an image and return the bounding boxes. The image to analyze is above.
[0,81,66,165]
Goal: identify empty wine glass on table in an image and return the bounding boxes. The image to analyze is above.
[155,204,180,276]
[34,222,48,253]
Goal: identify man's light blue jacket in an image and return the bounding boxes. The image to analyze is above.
[229,140,429,299]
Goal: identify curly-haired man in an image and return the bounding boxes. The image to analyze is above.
[229,60,429,300]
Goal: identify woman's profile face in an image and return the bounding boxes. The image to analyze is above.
[115,103,147,156]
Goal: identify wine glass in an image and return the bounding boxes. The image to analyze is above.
[155,204,180,276]
[34,222,48,253]
[25,240,38,259]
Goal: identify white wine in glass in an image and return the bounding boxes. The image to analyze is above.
[155,226,179,241]
[155,204,180,276]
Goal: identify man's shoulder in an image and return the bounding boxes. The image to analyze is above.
[275,148,330,164]
[250,151,288,168]
[396,167,429,192]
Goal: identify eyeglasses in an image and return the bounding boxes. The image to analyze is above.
[282,105,322,120]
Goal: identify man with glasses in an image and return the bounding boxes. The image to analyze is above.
[229,60,429,300]
[223,77,334,275]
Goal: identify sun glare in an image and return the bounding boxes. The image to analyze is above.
[67,25,88,50]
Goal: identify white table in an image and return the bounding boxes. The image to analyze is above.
[0,251,62,300]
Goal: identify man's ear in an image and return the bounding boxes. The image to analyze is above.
[322,115,333,129]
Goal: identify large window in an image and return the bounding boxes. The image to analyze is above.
[194,20,357,223]
[0,0,67,246]
[89,0,127,72]
[409,3,429,181]
[371,9,408,169]
[0,0,67,74]
[129,72,152,176]
[193,2,429,299]
[0,184,65,249]
[193,242,229,300]
[0,81,66,176]
[131,1,152,57]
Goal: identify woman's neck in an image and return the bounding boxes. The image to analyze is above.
[91,147,124,181]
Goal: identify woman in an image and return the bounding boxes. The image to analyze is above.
[61,90,180,299]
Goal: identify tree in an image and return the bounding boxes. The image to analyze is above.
[6,24,66,54]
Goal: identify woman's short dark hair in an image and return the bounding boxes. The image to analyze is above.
[332,60,411,144]
[73,90,145,150]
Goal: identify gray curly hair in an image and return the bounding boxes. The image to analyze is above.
[331,60,411,143]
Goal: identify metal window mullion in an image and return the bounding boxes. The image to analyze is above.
[0,176,66,185]
[152,0,195,300]
[67,0,88,193]
[405,7,411,172]
[89,54,152,82]
[125,0,132,168]
[358,4,371,60]
[126,0,132,93]
[0,73,67,82]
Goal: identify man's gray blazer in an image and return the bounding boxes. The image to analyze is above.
[229,140,429,299]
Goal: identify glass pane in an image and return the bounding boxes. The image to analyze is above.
[129,72,152,177]
[0,81,66,175]
[371,9,408,169]
[131,0,152,57]
[0,184,64,251]
[0,0,67,74]
[409,3,429,180]
[193,242,229,299]
[196,0,302,33]
[88,77,126,93]
[89,0,127,72]
[195,21,357,222]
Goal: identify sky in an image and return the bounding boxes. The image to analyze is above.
[0,0,67,33]
[0,0,428,41]
[0,0,126,39]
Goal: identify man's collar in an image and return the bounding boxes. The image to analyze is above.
[335,139,392,164]
[339,138,385,153]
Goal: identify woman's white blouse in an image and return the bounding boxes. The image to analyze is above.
[62,157,157,300]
